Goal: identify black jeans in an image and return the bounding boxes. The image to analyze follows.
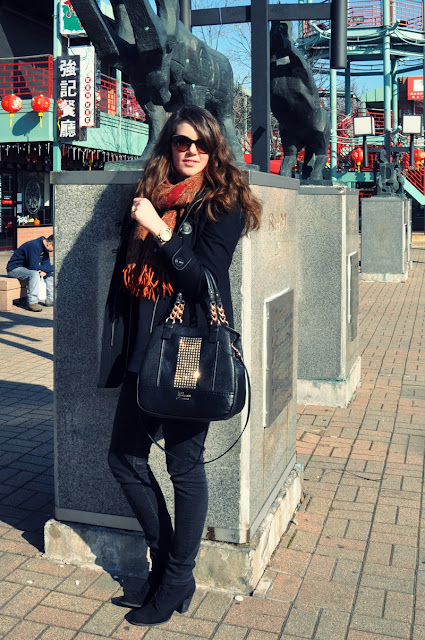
[108,373,210,585]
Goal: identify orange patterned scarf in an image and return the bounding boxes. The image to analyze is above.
[122,173,204,300]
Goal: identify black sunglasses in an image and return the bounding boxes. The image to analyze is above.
[171,135,209,154]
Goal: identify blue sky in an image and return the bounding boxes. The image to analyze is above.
[102,0,424,97]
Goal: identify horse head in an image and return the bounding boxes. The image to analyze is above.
[270,21,294,65]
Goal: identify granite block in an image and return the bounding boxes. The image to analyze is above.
[52,171,299,551]
[296,186,360,405]
[361,197,410,279]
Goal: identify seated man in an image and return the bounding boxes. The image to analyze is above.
[6,235,54,312]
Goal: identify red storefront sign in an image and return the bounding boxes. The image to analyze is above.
[407,76,424,101]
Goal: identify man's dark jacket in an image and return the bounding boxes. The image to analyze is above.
[6,237,53,275]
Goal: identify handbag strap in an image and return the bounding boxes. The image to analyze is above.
[165,267,228,327]
[143,362,251,465]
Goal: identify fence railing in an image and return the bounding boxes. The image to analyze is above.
[0,55,53,99]
[301,0,423,37]
[402,166,425,193]
[98,74,145,121]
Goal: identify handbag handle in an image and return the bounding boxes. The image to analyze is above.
[166,267,228,327]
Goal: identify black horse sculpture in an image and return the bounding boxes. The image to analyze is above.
[270,21,330,182]
[71,0,244,168]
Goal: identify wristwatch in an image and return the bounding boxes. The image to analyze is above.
[156,227,173,243]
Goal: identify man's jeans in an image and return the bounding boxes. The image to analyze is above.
[7,267,53,305]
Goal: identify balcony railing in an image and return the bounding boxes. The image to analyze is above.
[97,74,145,121]
[403,166,425,193]
[301,0,423,37]
[0,55,53,99]
[0,55,145,122]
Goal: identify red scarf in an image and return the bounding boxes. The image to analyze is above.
[123,173,204,300]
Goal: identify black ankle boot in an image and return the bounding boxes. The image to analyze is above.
[125,577,196,626]
[112,576,152,608]
[112,565,165,609]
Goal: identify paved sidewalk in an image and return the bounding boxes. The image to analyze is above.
[0,243,425,639]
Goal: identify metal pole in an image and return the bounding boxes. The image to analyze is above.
[330,67,338,181]
[363,135,368,168]
[53,0,62,173]
[243,93,248,153]
[391,58,398,134]
[251,0,270,172]
[298,0,304,40]
[345,60,351,117]
[180,0,191,30]
[383,0,392,135]
[330,0,347,69]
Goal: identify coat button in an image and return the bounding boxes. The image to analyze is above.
[180,221,192,235]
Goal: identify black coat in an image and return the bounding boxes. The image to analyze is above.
[99,196,245,388]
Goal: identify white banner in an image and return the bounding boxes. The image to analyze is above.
[68,45,97,128]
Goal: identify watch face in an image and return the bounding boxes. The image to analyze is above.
[160,227,172,242]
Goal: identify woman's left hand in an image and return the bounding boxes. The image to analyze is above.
[131,198,165,236]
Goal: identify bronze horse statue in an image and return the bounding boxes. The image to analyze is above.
[270,21,330,182]
[71,0,244,167]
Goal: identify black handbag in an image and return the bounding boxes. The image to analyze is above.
[137,268,248,424]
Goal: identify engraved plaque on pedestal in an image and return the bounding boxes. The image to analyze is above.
[264,289,294,428]
[348,251,359,341]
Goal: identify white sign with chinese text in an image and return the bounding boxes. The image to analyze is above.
[68,45,97,128]
[57,56,80,141]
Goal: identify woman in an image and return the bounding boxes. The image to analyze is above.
[104,105,261,627]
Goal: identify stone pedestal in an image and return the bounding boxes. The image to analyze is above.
[361,196,412,282]
[296,185,361,408]
[46,170,302,593]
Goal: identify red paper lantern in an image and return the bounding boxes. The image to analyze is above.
[351,147,364,167]
[31,94,51,128]
[1,93,23,127]
[414,148,425,165]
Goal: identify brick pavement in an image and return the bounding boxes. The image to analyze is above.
[0,243,425,639]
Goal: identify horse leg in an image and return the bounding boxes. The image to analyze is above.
[310,154,327,181]
[279,137,298,177]
[213,98,245,165]
[301,146,314,180]
[308,110,330,181]
[140,101,168,163]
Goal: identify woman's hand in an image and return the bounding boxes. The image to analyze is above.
[131,198,168,237]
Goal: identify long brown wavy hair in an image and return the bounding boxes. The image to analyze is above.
[135,105,262,233]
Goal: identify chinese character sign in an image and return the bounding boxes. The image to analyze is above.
[56,56,80,141]
[407,77,424,101]
[68,45,98,128]
[60,0,85,36]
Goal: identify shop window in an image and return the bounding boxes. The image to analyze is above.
[16,172,52,227]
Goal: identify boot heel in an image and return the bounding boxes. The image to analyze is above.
[177,595,192,614]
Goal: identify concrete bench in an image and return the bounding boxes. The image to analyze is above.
[0,276,27,311]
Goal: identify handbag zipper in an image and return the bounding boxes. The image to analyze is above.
[149,297,159,333]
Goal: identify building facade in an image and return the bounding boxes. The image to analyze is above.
[0,1,148,251]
